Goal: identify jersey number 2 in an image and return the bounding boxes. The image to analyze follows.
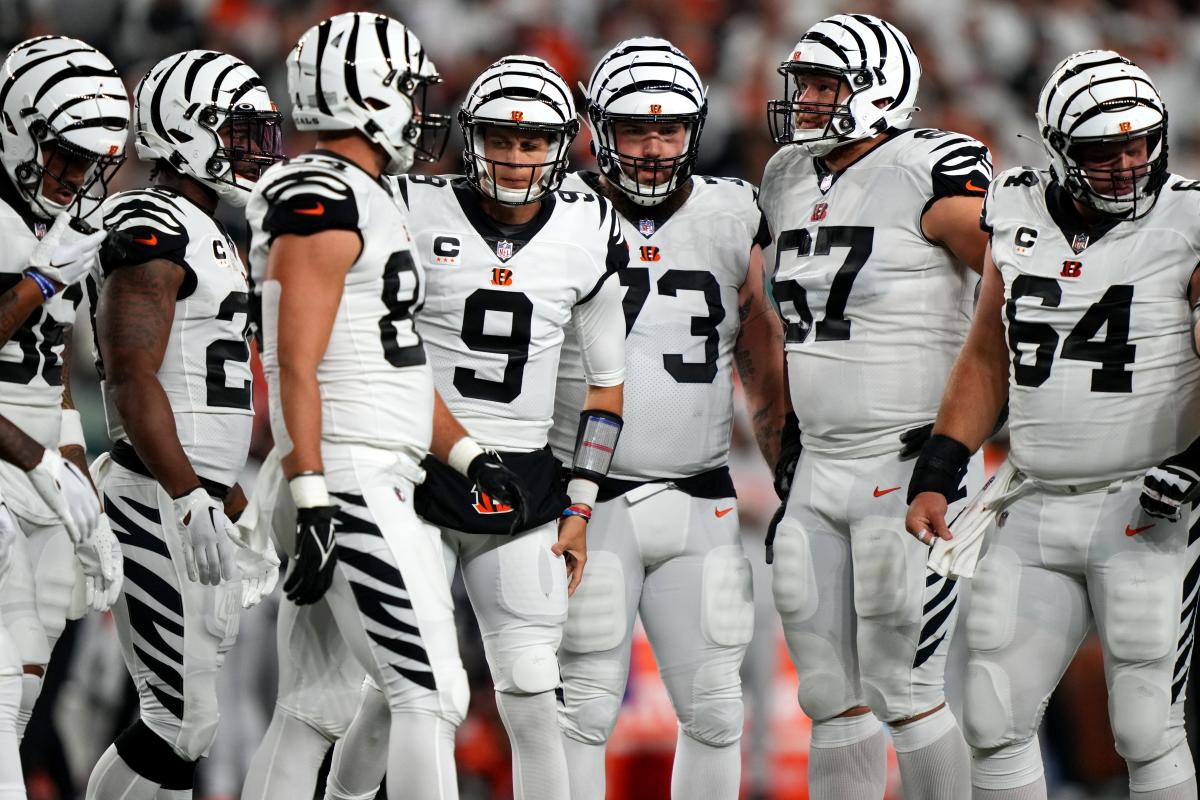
[205,291,252,410]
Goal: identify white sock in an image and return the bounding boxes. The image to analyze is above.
[241,710,333,800]
[494,691,569,800]
[16,672,40,742]
[562,735,606,800]
[0,673,23,800]
[670,730,741,800]
[86,745,160,800]
[385,710,458,800]
[973,779,1048,800]
[327,685,389,800]
[1132,776,1199,799]
[889,705,969,799]
[808,713,887,800]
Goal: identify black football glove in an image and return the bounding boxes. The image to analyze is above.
[774,412,802,501]
[284,505,337,605]
[899,423,934,460]
[1141,438,1200,522]
[468,453,530,534]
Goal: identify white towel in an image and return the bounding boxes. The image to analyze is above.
[928,459,1026,579]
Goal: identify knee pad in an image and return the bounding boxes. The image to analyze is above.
[559,655,626,744]
[32,527,75,637]
[850,522,910,620]
[562,551,627,654]
[442,663,470,726]
[505,644,560,695]
[966,545,1021,653]
[1111,669,1172,762]
[963,660,1015,749]
[701,546,754,647]
[115,719,199,789]
[681,658,744,747]
[16,672,41,739]
[1104,553,1176,664]
[770,517,818,620]
[971,735,1044,791]
[789,631,858,722]
[1128,736,1195,794]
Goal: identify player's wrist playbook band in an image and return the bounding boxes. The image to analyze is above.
[572,409,623,483]
[24,269,57,299]
[289,472,330,508]
[907,434,971,504]
[561,504,592,523]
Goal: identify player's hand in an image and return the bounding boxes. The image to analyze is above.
[173,488,238,585]
[28,212,106,287]
[773,413,802,501]
[74,514,123,613]
[764,502,785,564]
[1141,458,1200,522]
[899,423,934,460]
[553,513,587,596]
[26,449,100,545]
[236,540,280,609]
[285,504,337,605]
[906,491,952,546]
[467,453,530,534]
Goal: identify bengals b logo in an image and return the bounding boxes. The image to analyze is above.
[639,246,661,262]
[472,490,513,514]
[491,268,513,286]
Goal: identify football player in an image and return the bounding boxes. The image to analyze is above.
[758,14,994,799]
[550,38,786,800]
[907,50,1200,800]
[0,34,127,750]
[245,14,528,800]
[83,49,283,800]
[318,54,628,800]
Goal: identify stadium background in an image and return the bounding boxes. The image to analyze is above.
[5,0,1200,797]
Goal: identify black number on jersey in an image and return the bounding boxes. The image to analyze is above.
[455,289,534,403]
[1004,171,1038,188]
[619,267,727,384]
[380,251,426,368]
[205,291,253,410]
[771,225,873,342]
[1007,277,1135,393]
[0,276,75,386]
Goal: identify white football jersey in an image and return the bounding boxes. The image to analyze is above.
[759,128,992,458]
[248,152,432,461]
[0,180,81,449]
[392,174,628,452]
[550,173,768,480]
[986,168,1200,485]
[97,187,254,486]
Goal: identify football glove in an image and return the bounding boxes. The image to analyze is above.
[173,488,238,585]
[899,423,933,460]
[467,453,530,535]
[27,212,106,288]
[284,474,338,605]
[26,449,100,545]
[774,412,802,501]
[73,514,123,614]
[1141,439,1200,522]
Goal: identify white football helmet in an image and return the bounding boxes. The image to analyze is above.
[287,12,448,175]
[0,35,129,220]
[768,14,921,157]
[584,37,706,206]
[460,55,578,205]
[134,50,282,208]
[1037,50,1167,219]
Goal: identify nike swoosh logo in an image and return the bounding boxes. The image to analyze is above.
[1126,523,1156,537]
[965,179,986,193]
[295,201,325,216]
[133,233,158,246]
[309,528,336,567]
[874,486,902,498]
[715,506,734,518]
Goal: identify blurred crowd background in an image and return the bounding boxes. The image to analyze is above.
[6,0,1200,798]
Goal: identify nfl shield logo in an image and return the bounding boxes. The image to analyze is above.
[1070,232,1089,254]
[33,222,46,239]
[496,239,513,259]
[639,218,656,236]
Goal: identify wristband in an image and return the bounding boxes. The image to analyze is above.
[567,477,599,509]
[561,504,592,522]
[24,269,57,300]
[906,434,972,504]
[447,437,486,478]
[58,409,85,449]
[289,472,330,508]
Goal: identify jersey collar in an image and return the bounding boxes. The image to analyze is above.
[1044,181,1123,252]
[812,128,902,195]
[452,177,557,263]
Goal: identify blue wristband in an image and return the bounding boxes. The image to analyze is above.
[561,505,592,523]
[23,269,57,300]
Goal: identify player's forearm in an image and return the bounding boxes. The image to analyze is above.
[276,364,325,479]
[932,350,1008,453]
[0,415,45,471]
[429,390,473,463]
[110,374,201,497]
[735,313,787,467]
[0,278,45,349]
[582,382,623,417]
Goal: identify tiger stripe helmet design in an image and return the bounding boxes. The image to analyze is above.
[584,37,707,206]
[768,14,921,157]
[460,55,578,205]
[1037,50,1167,219]
[288,12,449,175]
[0,35,129,220]
[134,50,283,208]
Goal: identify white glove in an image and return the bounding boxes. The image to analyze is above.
[173,488,238,586]
[928,460,1024,580]
[27,211,107,287]
[73,514,123,614]
[26,449,100,545]
[230,475,280,609]
[234,543,279,609]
